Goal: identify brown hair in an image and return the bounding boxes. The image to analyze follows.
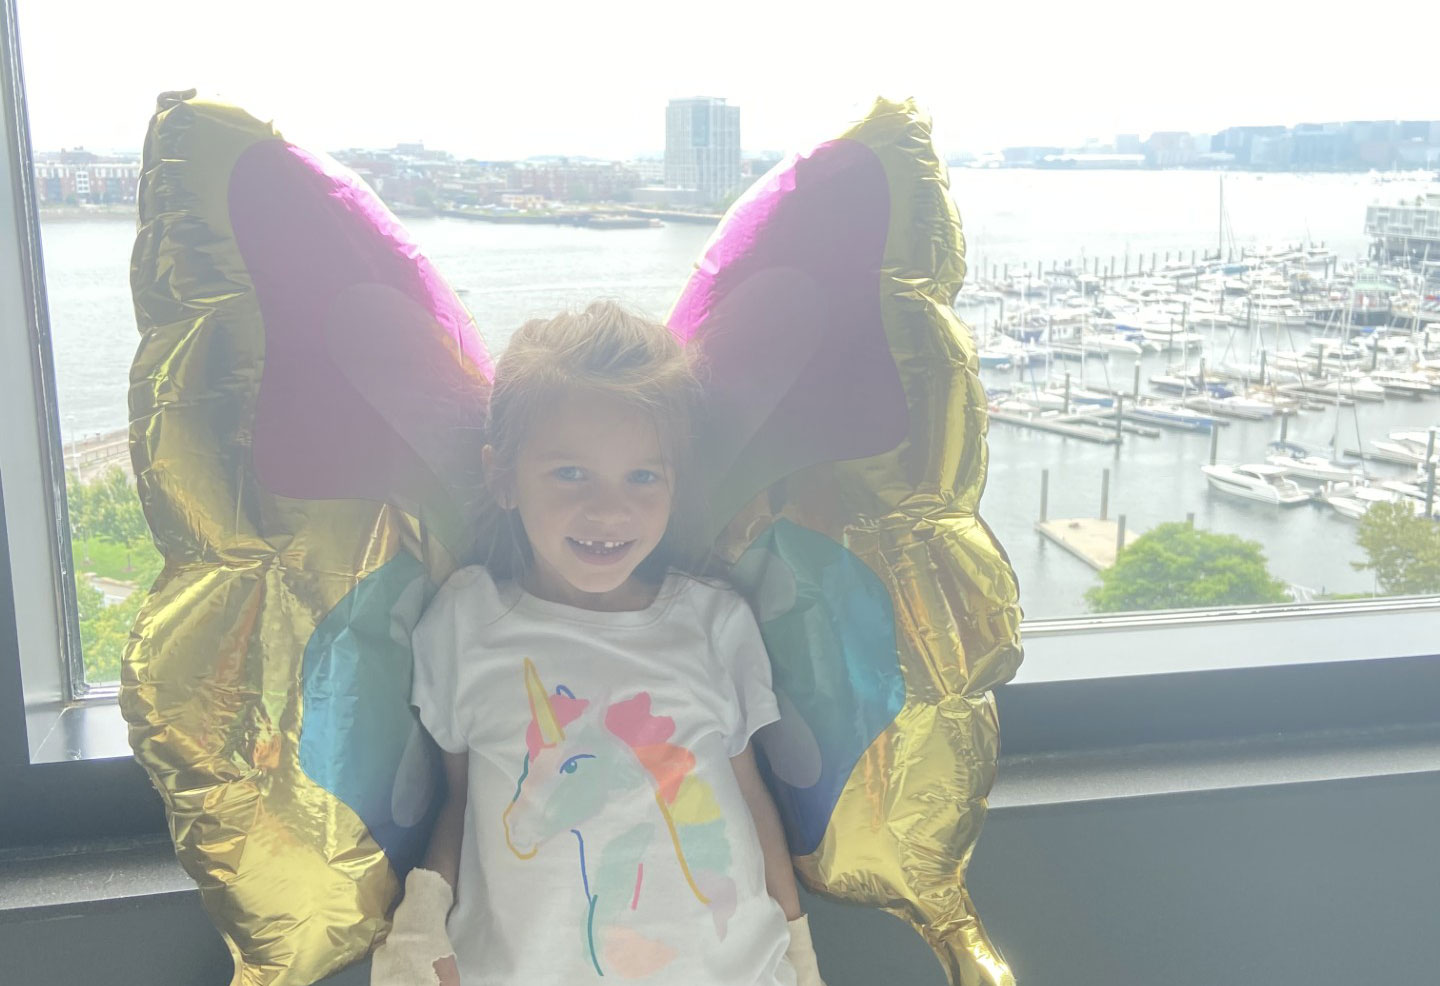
[477,300,710,585]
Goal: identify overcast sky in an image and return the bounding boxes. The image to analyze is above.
[17,0,1440,160]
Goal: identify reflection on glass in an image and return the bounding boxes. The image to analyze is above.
[38,166,1439,663]
[17,4,1439,687]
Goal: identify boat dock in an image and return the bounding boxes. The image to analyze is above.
[1036,518,1139,570]
[989,409,1121,444]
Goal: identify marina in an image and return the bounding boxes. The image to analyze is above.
[969,237,1440,525]
[37,169,1440,619]
[916,184,1440,611]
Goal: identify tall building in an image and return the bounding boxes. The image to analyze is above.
[665,97,741,206]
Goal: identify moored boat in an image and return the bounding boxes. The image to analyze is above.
[1319,483,1430,520]
[1200,463,1311,504]
[1263,441,1364,483]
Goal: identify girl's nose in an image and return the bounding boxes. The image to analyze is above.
[582,487,631,524]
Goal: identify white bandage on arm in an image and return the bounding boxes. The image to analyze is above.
[785,913,828,986]
[370,868,457,986]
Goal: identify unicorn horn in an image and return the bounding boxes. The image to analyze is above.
[523,658,565,746]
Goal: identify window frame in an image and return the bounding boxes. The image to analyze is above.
[1,0,88,760]
[0,0,161,847]
[1,0,1437,853]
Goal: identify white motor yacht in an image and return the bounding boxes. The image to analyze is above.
[1321,484,1425,520]
[978,334,1030,369]
[1271,340,1368,374]
[1131,317,1207,350]
[1367,371,1436,397]
[1370,430,1439,467]
[1263,452,1363,484]
[1359,334,1416,360]
[1200,463,1312,504]
[1081,330,1145,355]
[1328,375,1391,401]
[1243,282,1310,330]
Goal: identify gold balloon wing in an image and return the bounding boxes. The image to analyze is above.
[122,91,490,985]
[670,97,1024,985]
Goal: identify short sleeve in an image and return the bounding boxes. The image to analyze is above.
[713,592,782,757]
[410,567,476,755]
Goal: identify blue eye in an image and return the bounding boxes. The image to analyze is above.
[629,469,660,485]
[559,754,595,775]
[553,466,585,482]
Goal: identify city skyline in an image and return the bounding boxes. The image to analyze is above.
[15,0,1440,162]
[34,117,1440,170]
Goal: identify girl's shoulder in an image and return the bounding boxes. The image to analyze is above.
[425,564,510,621]
[663,571,752,626]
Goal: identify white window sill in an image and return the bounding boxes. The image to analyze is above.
[1016,595,1440,684]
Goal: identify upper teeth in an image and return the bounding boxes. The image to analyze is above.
[577,539,625,548]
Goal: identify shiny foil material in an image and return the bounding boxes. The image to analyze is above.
[671,99,1023,985]
[123,90,1019,986]
[122,91,489,985]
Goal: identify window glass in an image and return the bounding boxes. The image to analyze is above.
[11,0,1440,703]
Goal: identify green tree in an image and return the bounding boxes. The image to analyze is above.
[1086,521,1290,613]
[75,576,145,683]
[66,469,163,584]
[92,467,151,573]
[1352,501,1440,595]
[65,471,96,563]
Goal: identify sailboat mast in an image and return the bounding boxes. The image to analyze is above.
[1218,175,1224,261]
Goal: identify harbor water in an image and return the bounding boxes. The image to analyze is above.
[38,169,1440,619]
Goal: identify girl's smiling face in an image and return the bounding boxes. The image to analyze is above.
[496,389,675,610]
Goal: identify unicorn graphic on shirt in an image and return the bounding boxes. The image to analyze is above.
[502,659,736,979]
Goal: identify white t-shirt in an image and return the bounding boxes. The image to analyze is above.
[411,566,795,986]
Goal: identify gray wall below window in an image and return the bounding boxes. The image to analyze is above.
[2,769,1435,985]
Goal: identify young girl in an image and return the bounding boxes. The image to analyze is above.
[371,301,827,986]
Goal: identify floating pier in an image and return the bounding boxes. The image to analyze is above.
[988,410,1120,444]
[1068,407,1162,437]
[1282,382,1381,403]
[1036,518,1139,570]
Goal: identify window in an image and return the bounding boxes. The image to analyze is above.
[1,0,1437,858]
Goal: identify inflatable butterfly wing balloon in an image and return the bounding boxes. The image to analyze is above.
[670,98,1023,986]
[122,91,1020,986]
[122,91,491,984]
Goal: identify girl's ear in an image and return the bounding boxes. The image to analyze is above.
[482,444,515,510]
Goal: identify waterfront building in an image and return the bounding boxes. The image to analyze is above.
[1249,132,1294,169]
[664,97,741,206]
[1000,145,1063,166]
[512,160,644,203]
[1291,124,1349,169]
[32,153,140,205]
[1366,191,1440,264]
[1212,125,1288,167]
[629,157,664,183]
[1144,131,1196,168]
[499,192,545,210]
